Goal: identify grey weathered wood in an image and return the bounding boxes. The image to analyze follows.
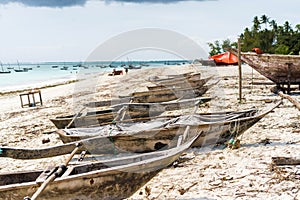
[0,100,282,160]
[272,157,300,165]
[278,91,300,111]
[28,146,80,200]
[51,96,212,129]
[228,48,300,85]
[0,135,197,200]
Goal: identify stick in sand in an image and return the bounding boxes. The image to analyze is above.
[278,91,300,111]
[24,143,81,200]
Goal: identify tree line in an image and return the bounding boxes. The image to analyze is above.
[208,15,300,56]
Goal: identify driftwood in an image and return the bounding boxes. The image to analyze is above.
[278,91,300,111]
[272,157,300,165]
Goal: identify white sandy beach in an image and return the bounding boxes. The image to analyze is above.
[0,64,299,199]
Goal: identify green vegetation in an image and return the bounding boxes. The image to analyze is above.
[207,39,237,56]
[208,15,300,55]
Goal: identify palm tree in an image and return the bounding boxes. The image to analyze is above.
[295,24,300,33]
[270,19,278,32]
[260,14,269,29]
[252,16,261,32]
[284,21,292,33]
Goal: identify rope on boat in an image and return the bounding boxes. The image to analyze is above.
[227,119,242,149]
[108,128,117,155]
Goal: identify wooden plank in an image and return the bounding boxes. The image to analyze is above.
[272,157,300,165]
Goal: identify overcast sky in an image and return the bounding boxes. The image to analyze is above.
[0,0,299,62]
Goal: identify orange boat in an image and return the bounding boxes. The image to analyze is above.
[210,51,238,65]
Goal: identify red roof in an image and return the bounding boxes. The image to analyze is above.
[210,52,238,65]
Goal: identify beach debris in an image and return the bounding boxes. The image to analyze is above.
[173,153,195,168]
[272,157,300,166]
[278,91,300,111]
[42,138,50,144]
[145,186,151,197]
[177,182,197,195]
[259,138,271,145]
[227,138,240,149]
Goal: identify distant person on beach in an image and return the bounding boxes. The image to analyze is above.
[125,68,128,74]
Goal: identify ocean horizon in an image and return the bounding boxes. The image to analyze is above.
[0,60,191,93]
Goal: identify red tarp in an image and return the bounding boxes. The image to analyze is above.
[210,52,238,65]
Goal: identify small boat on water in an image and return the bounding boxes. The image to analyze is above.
[52,65,59,68]
[0,71,11,74]
[0,134,197,200]
[0,63,11,74]
[229,48,300,93]
[14,61,29,72]
[14,68,29,72]
[60,66,68,70]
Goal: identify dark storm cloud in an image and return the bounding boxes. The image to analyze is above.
[105,0,215,3]
[0,0,215,7]
[0,0,87,7]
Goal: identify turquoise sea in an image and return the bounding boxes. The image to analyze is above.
[0,60,191,93]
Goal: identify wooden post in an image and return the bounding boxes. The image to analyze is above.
[286,63,292,94]
[238,38,242,103]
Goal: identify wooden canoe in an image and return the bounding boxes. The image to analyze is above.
[0,135,197,200]
[149,72,201,84]
[0,100,282,159]
[111,97,212,113]
[83,83,211,108]
[118,83,212,102]
[148,72,193,82]
[56,100,282,149]
[50,97,211,129]
[229,48,300,91]
[50,108,164,129]
[147,76,212,91]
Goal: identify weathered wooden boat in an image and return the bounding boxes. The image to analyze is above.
[0,100,281,160]
[55,101,280,146]
[229,48,300,93]
[111,96,212,113]
[147,72,194,82]
[147,76,212,91]
[50,97,211,129]
[84,82,212,109]
[124,83,211,99]
[0,135,197,200]
[50,108,163,129]
[149,72,201,85]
